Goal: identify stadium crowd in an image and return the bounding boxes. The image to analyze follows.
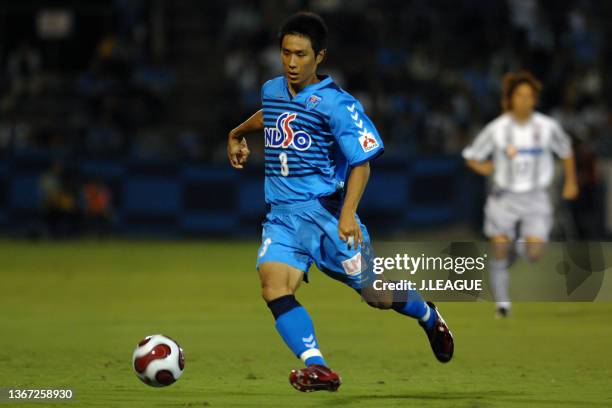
[219,0,610,162]
[0,1,609,239]
[1,0,609,162]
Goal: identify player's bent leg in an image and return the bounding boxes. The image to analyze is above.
[315,222,454,362]
[387,284,453,363]
[360,276,454,363]
[309,203,452,363]
[519,191,552,263]
[258,262,341,392]
[417,302,454,363]
[523,236,546,263]
[491,235,512,260]
[358,274,436,325]
[361,282,393,309]
[259,262,324,367]
[490,235,512,317]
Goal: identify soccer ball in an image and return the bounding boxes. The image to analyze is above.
[132,334,185,387]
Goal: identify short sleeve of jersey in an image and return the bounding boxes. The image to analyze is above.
[549,120,573,159]
[260,79,274,102]
[328,93,384,167]
[463,124,494,161]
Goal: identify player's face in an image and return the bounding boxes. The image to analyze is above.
[280,34,323,88]
[511,83,536,117]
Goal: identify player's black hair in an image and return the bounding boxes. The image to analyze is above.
[278,12,328,55]
[502,70,542,111]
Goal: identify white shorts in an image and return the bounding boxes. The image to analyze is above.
[484,189,552,241]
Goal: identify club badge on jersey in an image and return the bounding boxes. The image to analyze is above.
[306,94,322,110]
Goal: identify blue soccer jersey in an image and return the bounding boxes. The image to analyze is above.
[262,75,384,205]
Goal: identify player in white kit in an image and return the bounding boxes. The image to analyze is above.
[462,71,579,317]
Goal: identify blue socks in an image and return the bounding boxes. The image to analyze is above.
[266,291,436,370]
[267,295,327,367]
[391,288,437,329]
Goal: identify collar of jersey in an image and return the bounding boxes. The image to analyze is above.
[506,112,536,127]
[283,74,333,101]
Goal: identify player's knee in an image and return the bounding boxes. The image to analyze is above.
[261,284,291,303]
[366,299,393,310]
[491,236,511,260]
[361,286,393,309]
[524,238,545,262]
[260,276,298,302]
[258,263,302,302]
[365,291,393,309]
[525,247,544,262]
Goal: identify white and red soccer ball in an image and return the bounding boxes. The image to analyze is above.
[132,334,185,387]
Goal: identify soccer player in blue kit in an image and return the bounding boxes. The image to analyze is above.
[227,12,453,392]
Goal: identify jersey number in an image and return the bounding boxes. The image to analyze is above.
[279,153,289,176]
[259,238,272,257]
[513,159,532,177]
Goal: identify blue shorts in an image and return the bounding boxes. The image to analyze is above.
[256,197,375,289]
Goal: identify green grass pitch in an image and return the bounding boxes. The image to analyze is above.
[1,240,611,407]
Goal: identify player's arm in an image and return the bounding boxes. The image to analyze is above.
[550,121,578,200]
[330,95,384,249]
[561,156,578,200]
[227,110,264,169]
[463,125,494,177]
[339,162,370,250]
[465,159,494,176]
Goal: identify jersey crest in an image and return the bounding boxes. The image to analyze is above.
[306,94,322,110]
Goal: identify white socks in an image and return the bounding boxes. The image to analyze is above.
[489,258,511,309]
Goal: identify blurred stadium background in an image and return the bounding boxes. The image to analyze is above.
[1,0,611,240]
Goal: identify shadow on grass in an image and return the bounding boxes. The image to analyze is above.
[323,391,600,407]
[149,389,607,408]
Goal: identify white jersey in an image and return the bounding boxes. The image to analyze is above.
[462,112,573,193]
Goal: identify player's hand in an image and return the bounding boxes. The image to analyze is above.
[562,181,579,201]
[227,133,250,169]
[338,210,363,250]
[466,160,494,177]
[505,145,517,159]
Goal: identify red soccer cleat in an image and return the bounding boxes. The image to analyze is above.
[289,365,342,392]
